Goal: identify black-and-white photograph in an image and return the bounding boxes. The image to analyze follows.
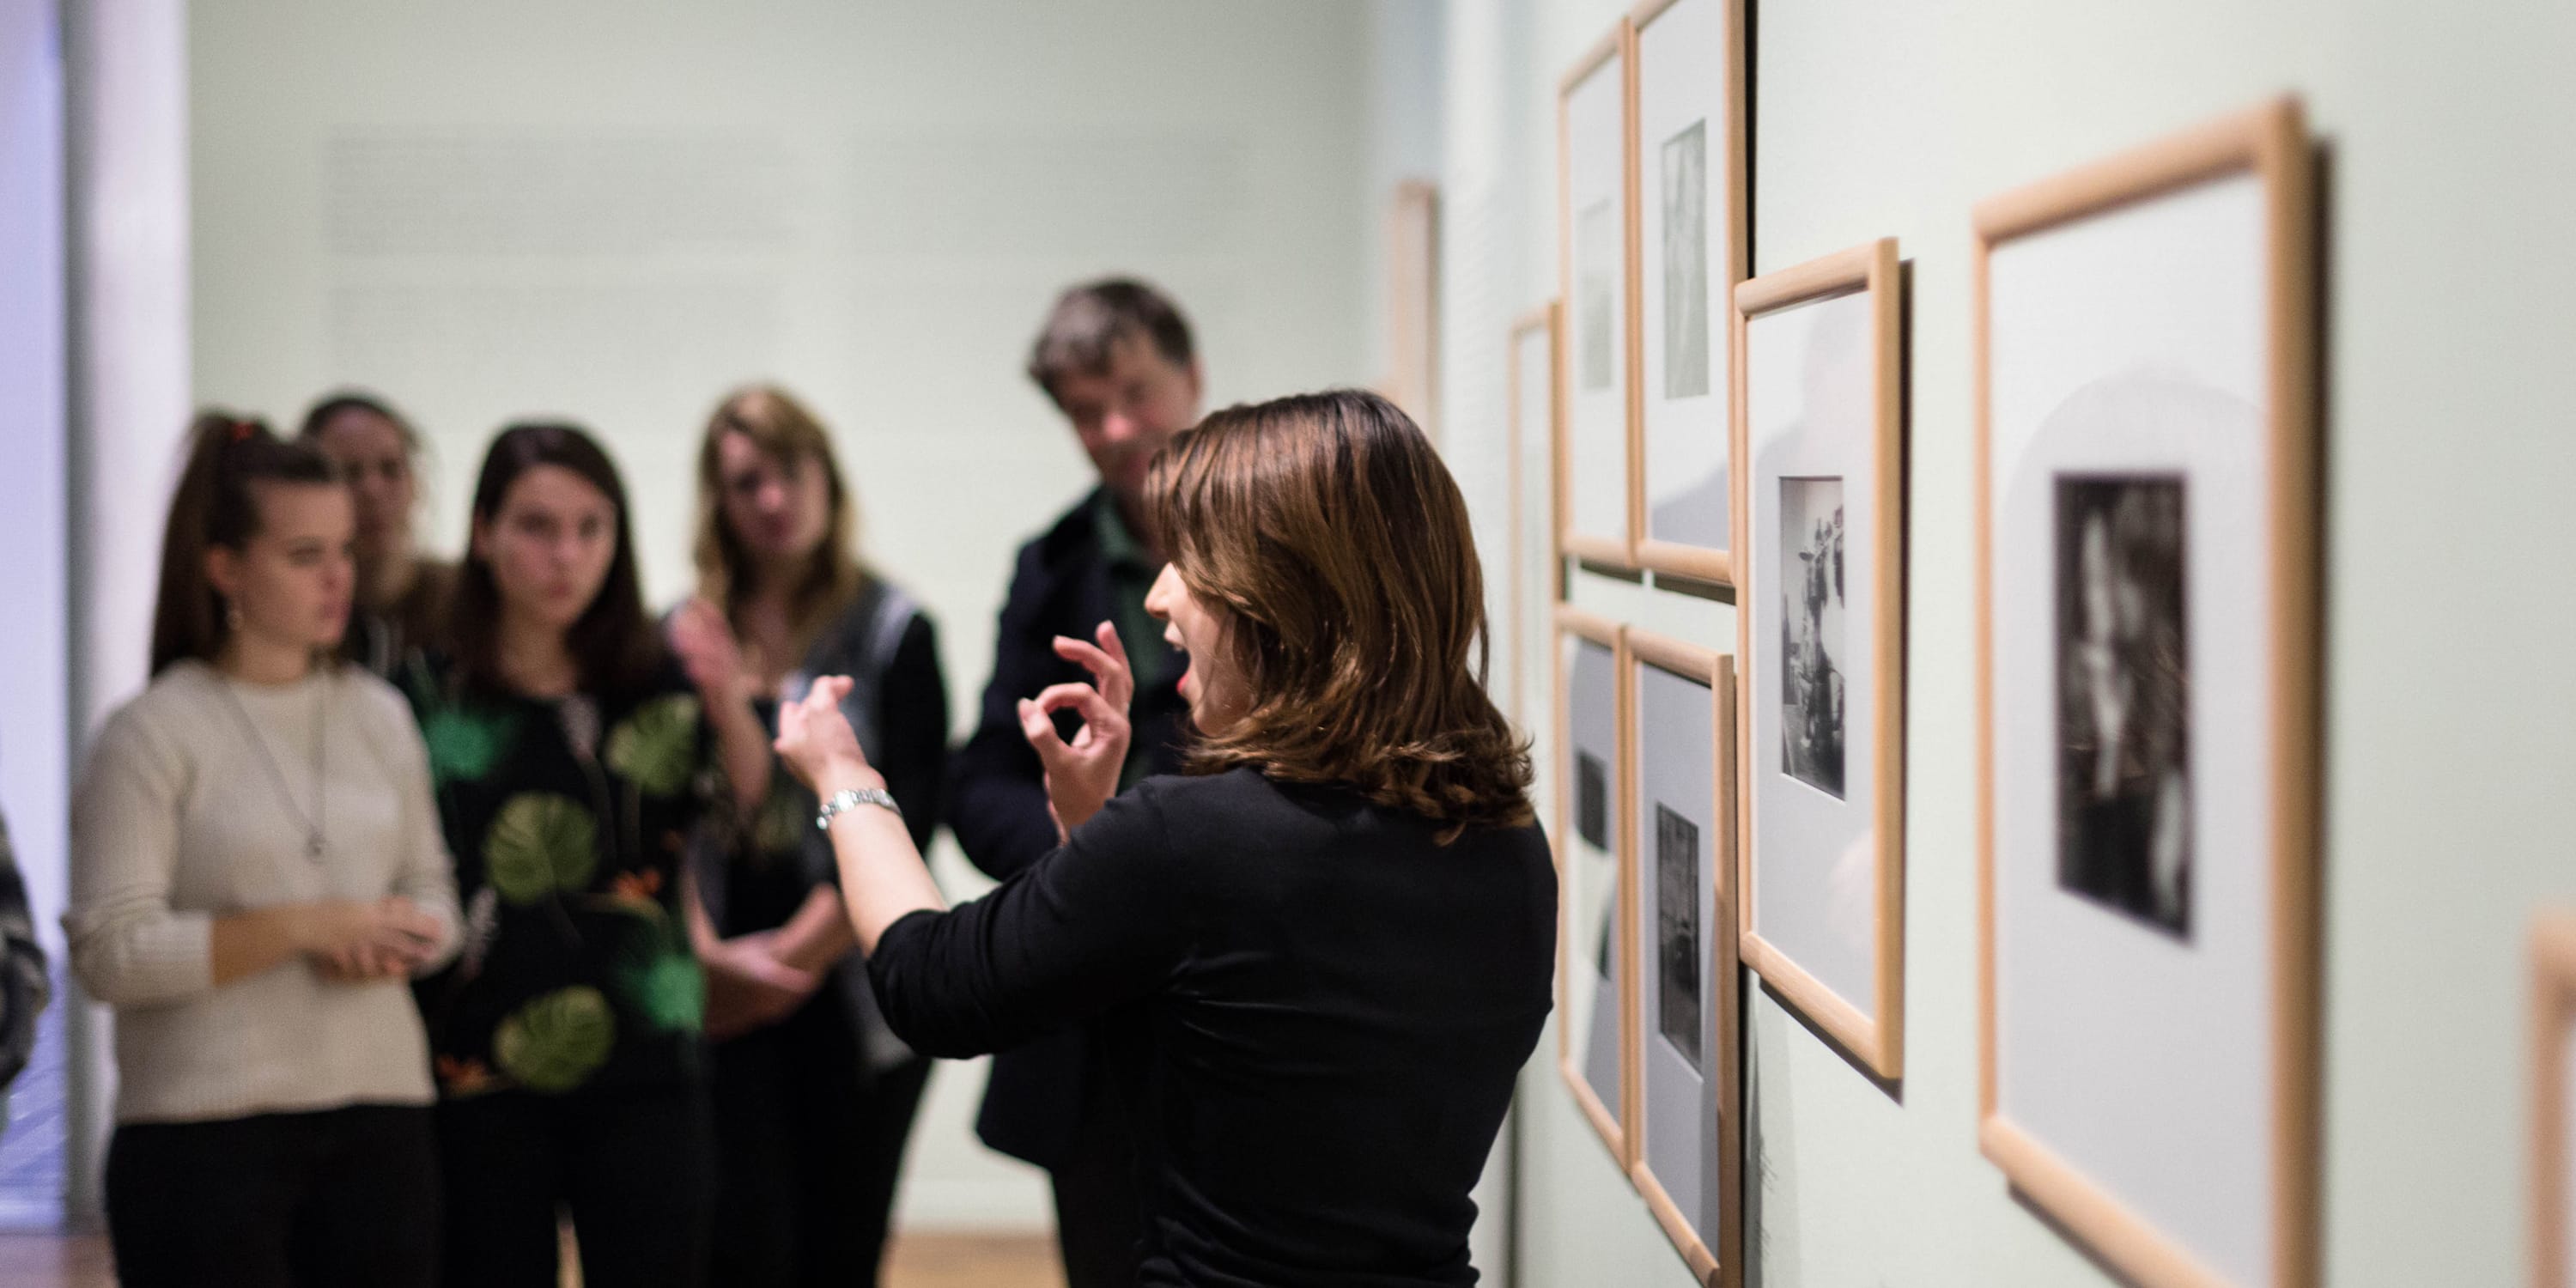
[1779,477,1846,798]
[1659,119,1709,400]
[1579,198,1616,391]
[1577,750,1609,848]
[2054,474,2193,939]
[1655,805,1703,1070]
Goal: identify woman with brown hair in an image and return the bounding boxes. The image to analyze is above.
[665,386,947,1287]
[299,392,454,677]
[398,422,762,1288]
[774,389,1554,1287]
[70,413,459,1287]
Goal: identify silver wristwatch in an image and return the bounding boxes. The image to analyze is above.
[816,787,902,830]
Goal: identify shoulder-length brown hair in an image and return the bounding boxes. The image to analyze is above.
[449,422,662,699]
[1145,388,1533,839]
[691,386,868,650]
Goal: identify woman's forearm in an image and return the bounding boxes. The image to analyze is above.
[767,886,857,974]
[816,767,946,955]
[708,688,775,813]
[208,906,314,987]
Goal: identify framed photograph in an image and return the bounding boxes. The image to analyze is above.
[1511,302,1564,725]
[1386,180,1442,446]
[1556,21,1637,568]
[1734,238,1907,1081]
[1625,631,1741,1287]
[2534,913,2576,1288]
[1630,0,1746,586]
[1554,605,1634,1164]
[1975,98,2319,1288]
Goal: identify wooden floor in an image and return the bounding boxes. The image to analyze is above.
[0,1230,1064,1288]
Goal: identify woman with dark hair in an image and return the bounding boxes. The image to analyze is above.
[300,392,454,676]
[69,412,459,1288]
[398,422,760,1288]
[775,390,1554,1287]
[665,386,946,1287]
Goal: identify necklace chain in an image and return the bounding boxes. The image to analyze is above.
[217,671,329,862]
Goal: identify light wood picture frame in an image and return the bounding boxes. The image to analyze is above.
[1629,0,1747,586]
[1555,20,1639,568]
[1733,238,1907,1081]
[1974,97,2318,1288]
[1386,179,1442,446]
[1625,631,1741,1288]
[1555,605,1637,1166]
[2534,913,2576,1288]
[1512,302,1564,725]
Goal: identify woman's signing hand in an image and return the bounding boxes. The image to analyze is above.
[773,676,875,794]
[1018,622,1134,839]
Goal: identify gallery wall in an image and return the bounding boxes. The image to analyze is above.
[1418,0,2576,1284]
[181,0,1387,1229]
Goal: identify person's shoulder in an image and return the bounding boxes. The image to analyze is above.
[1025,488,1109,571]
[329,664,422,733]
[86,664,225,773]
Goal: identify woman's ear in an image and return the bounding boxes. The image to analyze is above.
[204,544,243,603]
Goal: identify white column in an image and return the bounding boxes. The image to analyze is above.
[64,0,188,1218]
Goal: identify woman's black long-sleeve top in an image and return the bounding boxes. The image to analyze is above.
[869,768,1556,1287]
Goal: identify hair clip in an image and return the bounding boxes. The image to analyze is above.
[230,419,257,443]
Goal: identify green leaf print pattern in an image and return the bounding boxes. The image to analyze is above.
[605,694,702,797]
[493,986,616,1092]
[483,793,599,905]
[421,704,519,787]
[620,950,706,1035]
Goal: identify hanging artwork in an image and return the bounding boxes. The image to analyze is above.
[1630,0,1746,586]
[1625,629,1741,1287]
[1556,20,1637,568]
[2533,913,2576,1288]
[1556,606,1634,1165]
[1975,97,2320,1288]
[1735,237,1907,1083]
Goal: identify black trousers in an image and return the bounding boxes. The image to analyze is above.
[106,1103,438,1288]
[708,993,933,1288]
[434,1084,714,1288]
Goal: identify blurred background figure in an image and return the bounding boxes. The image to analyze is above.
[298,392,453,679]
[670,386,947,1288]
[398,423,761,1288]
[946,279,1202,1288]
[0,808,50,1124]
[68,414,459,1288]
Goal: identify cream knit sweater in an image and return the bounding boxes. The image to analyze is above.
[67,660,460,1124]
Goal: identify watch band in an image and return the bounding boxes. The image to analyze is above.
[815,787,902,830]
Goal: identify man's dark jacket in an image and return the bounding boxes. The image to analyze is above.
[945,489,1188,1169]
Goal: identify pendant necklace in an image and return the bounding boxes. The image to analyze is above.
[220,670,329,862]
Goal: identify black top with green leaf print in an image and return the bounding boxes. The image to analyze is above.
[399,653,714,1098]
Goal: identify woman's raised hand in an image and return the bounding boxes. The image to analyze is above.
[1018,622,1134,841]
[668,596,750,705]
[773,676,875,793]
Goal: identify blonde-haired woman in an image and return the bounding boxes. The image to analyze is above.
[666,386,947,1286]
[775,389,1551,1288]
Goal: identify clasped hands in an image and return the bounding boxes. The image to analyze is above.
[305,897,443,984]
[775,621,1136,844]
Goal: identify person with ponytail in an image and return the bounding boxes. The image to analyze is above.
[299,391,455,677]
[398,422,758,1288]
[772,390,1555,1288]
[69,412,461,1288]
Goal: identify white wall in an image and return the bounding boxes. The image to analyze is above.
[186,0,1382,1230]
[1425,0,2576,1285]
[1,0,69,953]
